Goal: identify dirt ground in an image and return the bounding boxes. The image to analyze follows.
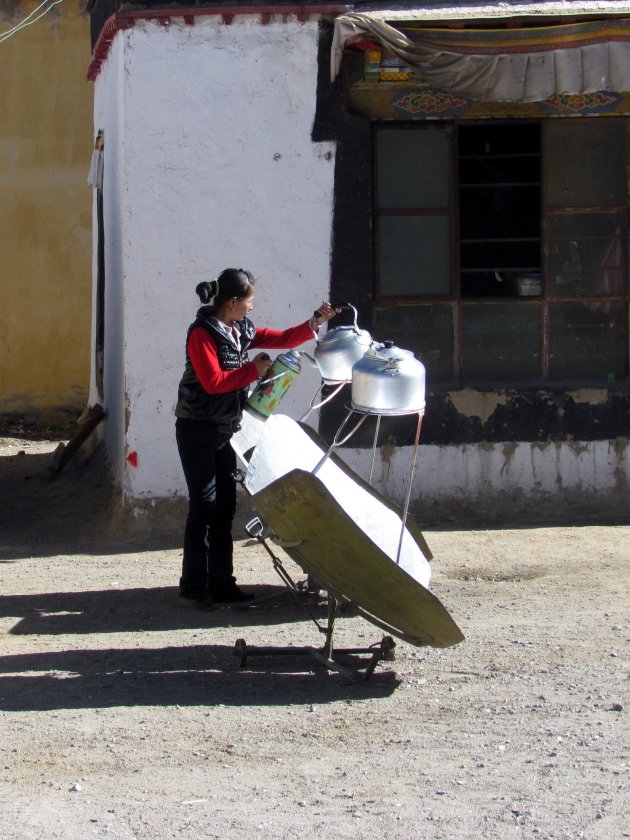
[0,430,628,840]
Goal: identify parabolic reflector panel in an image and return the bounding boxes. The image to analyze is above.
[246,415,430,587]
[253,469,463,648]
[245,415,463,648]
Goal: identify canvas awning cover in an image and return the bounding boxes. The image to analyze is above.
[332,10,630,101]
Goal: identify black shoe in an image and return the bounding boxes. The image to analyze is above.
[211,585,255,603]
[177,594,216,611]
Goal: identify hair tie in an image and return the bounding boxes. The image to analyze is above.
[213,277,220,298]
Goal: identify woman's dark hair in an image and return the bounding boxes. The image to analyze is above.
[196,268,255,306]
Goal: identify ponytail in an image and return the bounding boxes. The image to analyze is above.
[195,280,217,304]
[195,268,254,307]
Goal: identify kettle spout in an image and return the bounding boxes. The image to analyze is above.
[300,351,318,368]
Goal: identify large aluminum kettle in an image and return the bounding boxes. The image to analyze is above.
[313,303,372,384]
[351,341,426,415]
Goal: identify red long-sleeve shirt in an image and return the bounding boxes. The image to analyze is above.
[187,320,316,394]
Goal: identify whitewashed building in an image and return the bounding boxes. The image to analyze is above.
[87,1,630,523]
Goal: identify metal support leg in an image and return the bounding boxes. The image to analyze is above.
[395,411,424,565]
[322,595,339,660]
[300,381,347,423]
[312,409,370,476]
[368,414,381,486]
[243,517,326,625]
[233,589,396,682]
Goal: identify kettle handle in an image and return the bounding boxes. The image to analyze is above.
[312,302,359,331]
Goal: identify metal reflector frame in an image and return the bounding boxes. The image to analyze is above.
[245,415,463,648]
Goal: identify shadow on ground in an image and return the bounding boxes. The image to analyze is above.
[0,586,339,636]
[0,585,400,712]
[0,640,400,711]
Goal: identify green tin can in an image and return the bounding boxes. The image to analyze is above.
[245,349,302,418]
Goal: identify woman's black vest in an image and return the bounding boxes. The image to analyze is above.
[175,308,257,433]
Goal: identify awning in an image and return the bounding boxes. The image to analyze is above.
[332,8,630,102]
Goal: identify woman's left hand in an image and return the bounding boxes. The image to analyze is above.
[312,302,342,327]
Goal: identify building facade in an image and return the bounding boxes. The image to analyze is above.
[87,1,630,521]
[0,1,93,420]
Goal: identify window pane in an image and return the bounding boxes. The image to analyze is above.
[373,305,454,383]
[378,216,450,296]
[547,212,628,297]
[549,302,628,381]
[376,127,450,209]
[460,185,540,240]
[462,302,541,381]
[459,155,540,185]
[461,240,541,273]
[459,122,540,157]
[458,124,541,300]
[545,121,627,207]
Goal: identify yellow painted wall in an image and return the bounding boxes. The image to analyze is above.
[0,1,93,418]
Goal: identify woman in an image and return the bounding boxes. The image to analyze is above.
[175,267,339,609]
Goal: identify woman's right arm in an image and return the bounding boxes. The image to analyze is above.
[188,328,260,394]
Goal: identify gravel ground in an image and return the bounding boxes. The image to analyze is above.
[0,434,628,839]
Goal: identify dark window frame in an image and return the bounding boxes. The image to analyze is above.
[372,118,630,387]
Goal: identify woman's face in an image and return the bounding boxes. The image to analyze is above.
[231,286,255,321]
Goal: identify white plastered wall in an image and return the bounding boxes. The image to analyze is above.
[91,16,335,503]
[91,33,127,489]
[90,15,630,519]
[340,437,630,520]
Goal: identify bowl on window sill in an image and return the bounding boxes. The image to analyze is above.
[511,273,542,296]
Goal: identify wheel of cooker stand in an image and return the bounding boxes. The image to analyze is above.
[381,636,396,661]
[234,638,248,667]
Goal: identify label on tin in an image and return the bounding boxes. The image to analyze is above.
[245,357,300,418]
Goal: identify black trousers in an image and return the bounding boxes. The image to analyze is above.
[175,418,237,599]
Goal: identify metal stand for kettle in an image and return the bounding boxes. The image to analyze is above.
[312,405,424,566]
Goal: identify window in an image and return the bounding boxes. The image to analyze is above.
[376,127,451,296]
[459,123,541,298]
[373,119,629,385]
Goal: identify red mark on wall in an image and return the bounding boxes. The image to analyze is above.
[127,451,138,468]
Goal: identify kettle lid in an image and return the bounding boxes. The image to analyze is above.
[319,324,371,345]
[372,340,414,361]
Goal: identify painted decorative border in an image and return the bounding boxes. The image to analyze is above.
[348,83,630,120]
[391,89,471,117]
[540,91,622,114]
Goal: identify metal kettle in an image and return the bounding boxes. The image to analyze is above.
[351,341,426,415]
[312,304,372,384]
